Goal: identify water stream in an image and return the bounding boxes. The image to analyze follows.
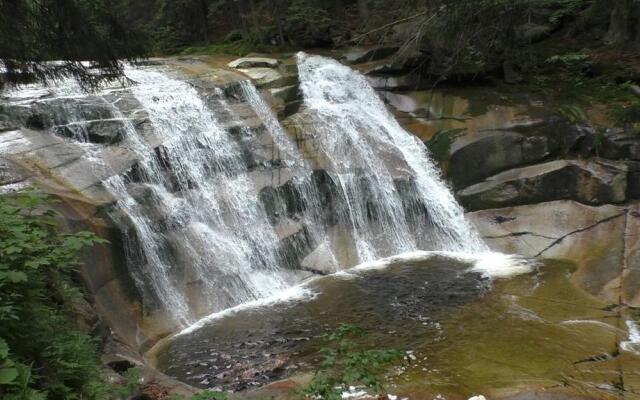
[3,56,491,329]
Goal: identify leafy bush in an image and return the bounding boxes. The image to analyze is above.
[545,53,591,67]
[610,104,640,133]
[549,0,587,24]
[0,190,108,399]
[556,104,587,123]
[301,324,404,400]
[284,0,334,47]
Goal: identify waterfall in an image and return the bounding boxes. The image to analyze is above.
[2,58,490,328]
[109,68,299,324]
[295,53,486,258]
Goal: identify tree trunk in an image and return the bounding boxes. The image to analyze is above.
[199,0,209,42]
[272,0,286,45]
[633,1,640,49]
[604,0,632,46]
[248,0,264,44]
[236,0,251,43]
[358,0,369,23]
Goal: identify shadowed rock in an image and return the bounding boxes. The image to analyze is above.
[458,159,627,211]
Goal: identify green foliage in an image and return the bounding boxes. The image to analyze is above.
[300,324,404,400]
[189,391,229,400]
[180,42,254,57]
[610,104,640,133]
[544,53,592,76]
[0,190,109,400]
[0,0,145,90]
[593,127,606,156]
[549,0,587,24]
[283,0,334,46]
[107,367,140,399]
[556,104,587,123]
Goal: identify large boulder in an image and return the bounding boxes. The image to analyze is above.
[601,131,640,161]
[363,50,425,75]
[54,119,127,144]
[341,46,399,64]
[367,74,423,91]
[269,85,301,117]
[628,161,640,199]
[446,117,596,189]
[468,200,639,305]
[516,22,553,43]
[449,131,551,189]
[228,57,280,69]
[458,159,627,211]
[238,68,297,89]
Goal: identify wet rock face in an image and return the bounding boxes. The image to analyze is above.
[628,161,640,199]
[449,131,551,189]
[469,200,640,305]
[602,131,640,161]
[458,159,628,211]
[448,117,596,189]
[53,119,127,144]
[228,57,280,69]
[341,46,400,65]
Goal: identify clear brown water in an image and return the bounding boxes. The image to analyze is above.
[155,257,640,399]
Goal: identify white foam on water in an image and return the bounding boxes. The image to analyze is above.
[178,250,534,336]
[621,320,640,355]
[560,320,621,332]
[335,250,537,279]
[177,284,318,336]
[468,252,539,279]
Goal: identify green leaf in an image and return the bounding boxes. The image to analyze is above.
[0,338,9,358]
[0,366,18,384]
[5,271,27,283]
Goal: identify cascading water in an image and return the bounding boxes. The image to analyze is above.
[2,57,493,329]
[108,68,300,324]
[294,53,487,258]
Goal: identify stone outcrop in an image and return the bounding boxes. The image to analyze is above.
[367,73,423,91]
[238,68,297,89]
[469,200,640,306]
[447,117,596,189]
[341,46,400,64]
[228,57,280,69]
[449,131,551,189]
[458,159,628,211]
[602,131,640,161]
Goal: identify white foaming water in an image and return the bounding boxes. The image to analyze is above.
[621,320,640,355]
[116,68,295,323]
[335,250,537,279]
[178,250,535,335]
[238,80,302,164]
[295,53,487,260]
[177,284,317,336]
